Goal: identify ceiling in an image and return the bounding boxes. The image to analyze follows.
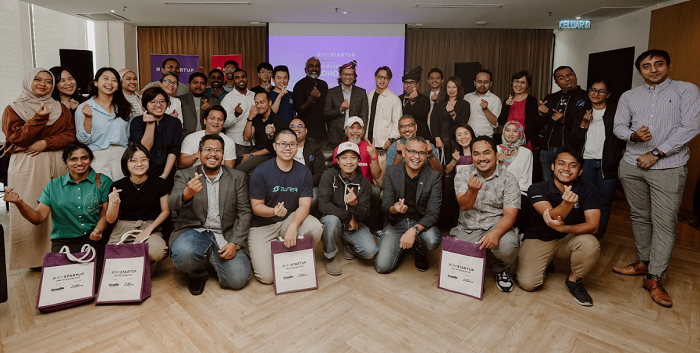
[28,0,669,28]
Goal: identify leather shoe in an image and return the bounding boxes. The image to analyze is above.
[413,247,428,272]
[612,260,648,276]
[188,276,207,296]
[643,277,672,308]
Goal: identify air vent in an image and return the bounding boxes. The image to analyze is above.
[576,7,645,20]
[75,12,130,21]
[415,3,503,9]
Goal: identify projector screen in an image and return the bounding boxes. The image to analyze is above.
[268,23,405,94]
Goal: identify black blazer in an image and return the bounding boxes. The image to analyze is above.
[421,89,447,104]
[382,163,442,229]
[399,93,432,140]
[430,99,470,146]
[570,102,624,179]
[323,85,369,147]
[498,94,542,150]
[301,137,326,186]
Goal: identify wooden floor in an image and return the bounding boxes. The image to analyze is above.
[1,196,699,353]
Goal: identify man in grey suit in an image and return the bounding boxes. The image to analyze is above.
[421,68,447,107]
[375,136,442,273]
[179,72,212,138]
[324,60,369,149]
[169,134,252,295]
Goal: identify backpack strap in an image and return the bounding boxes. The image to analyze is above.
[96,172,101,189]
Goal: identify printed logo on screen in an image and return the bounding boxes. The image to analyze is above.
[558,20,591,30]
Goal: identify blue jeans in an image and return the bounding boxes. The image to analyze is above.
[321,215,379,260]
[374,218,441,274]
[171,230,252,290]
[539,147,558,181]
[581,159,618,238]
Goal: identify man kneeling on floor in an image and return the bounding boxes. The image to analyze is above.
[517,146,601,306]
[375,136,442,273]
[319,142,378,275]
[170,134,253,295]
[450,136,521,293]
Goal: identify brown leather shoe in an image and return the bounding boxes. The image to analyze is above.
[643,277,672,308]
[612,260,648,275]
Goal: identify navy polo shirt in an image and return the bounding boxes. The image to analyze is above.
[524,179,600,241]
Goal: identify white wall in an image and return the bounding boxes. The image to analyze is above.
[551,0,687,92]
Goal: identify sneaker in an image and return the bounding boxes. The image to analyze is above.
[188,276,207,296]
[373,229,382,240]
[341,242,355,260]
[565,278,593,306]
[546,261,556,275]
[495,270,514,292]
[413,247,429,272]
[325,256,342,276]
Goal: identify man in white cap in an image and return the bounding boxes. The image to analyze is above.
[332,116,383,233]
[318,141,378,275]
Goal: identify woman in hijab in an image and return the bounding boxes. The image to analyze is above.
[1,68,76,269]
[497,120,533,232]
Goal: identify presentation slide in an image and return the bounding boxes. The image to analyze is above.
[268,23,405,94]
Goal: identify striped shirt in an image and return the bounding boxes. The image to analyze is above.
[613,78,700,169]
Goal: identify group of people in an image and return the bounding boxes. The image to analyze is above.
[2,49,698,309]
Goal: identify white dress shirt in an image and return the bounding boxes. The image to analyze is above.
[464,91,502,137]
[220,88,256,146]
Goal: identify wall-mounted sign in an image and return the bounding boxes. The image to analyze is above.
[558,20,592,30]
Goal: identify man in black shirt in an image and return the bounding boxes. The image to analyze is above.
[517,147,601,306]
[538,66,591,181]
[235,91,285,174]
[399,66,432,141]
[293,56,328,144]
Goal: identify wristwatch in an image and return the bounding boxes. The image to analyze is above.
[651,149,662,158]
[413,225,421,234]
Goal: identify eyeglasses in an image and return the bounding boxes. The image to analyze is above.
[376,75,389,81]
[259,70,272,74]
[275,142,298,149]
[513,80,528,86]
[162,79,177,86]
[202,147,224,154]
[404,148,428,158]
[149,100,166,106]
[399,123,416,129]
[588,88,610,95]
[128,158,149,165]
[223,68,237,72]
[164,65,180,71]
[289,124,305,128]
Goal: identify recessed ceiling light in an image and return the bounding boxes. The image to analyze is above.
[343,11,348,14]
[250,21,260,24]
[416,3,503,8]
[475,21,488,26]
[576,16,581,19]
[110,9,116,13]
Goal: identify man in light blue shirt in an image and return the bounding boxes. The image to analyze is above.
[386,115,442,174]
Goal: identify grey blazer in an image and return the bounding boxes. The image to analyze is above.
[323,85,369,147]
[179,93,211,138]
[168,165,252,253]
[382,163,442,229]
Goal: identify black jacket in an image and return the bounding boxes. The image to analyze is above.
[498,94,542,150]
[399,93,432,140]
[382,163,442,229]
[318,165,373,224]
[430,99,470,146]
[301,137,326,186]
[540,86,591,150]
[570,102,625,179]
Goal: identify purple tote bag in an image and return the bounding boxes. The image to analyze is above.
[96,231,151,304]
[36,244,96,313]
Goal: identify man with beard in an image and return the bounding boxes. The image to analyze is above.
[464,69,502,138]
[375,136,442,273]
[179,105,236,169]
[235,91,285,174]
[451,136,521,292]
[247,129,323,284]
[517,146,601,306]
[169,134,253,295]
[180,72,210,137]
[142,57,189,96]
[399,66,432,141]
[222,60,239,92]
[318,142,378,275]
[220,69,256,160]
[289,118,326,211]
[422,68,446,108]
[324,60,369,149]
[294,57,328,144]
[611,49,700,308]
[204,69,228,103]
[538,66,591,180]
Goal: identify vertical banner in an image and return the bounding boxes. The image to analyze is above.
[150,54,200,83]
[211,55,243,71]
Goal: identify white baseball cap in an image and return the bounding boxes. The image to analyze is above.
[344,116,364,129]
[336,141,361,160]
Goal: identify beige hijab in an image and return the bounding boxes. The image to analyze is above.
[9,68,64,125]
